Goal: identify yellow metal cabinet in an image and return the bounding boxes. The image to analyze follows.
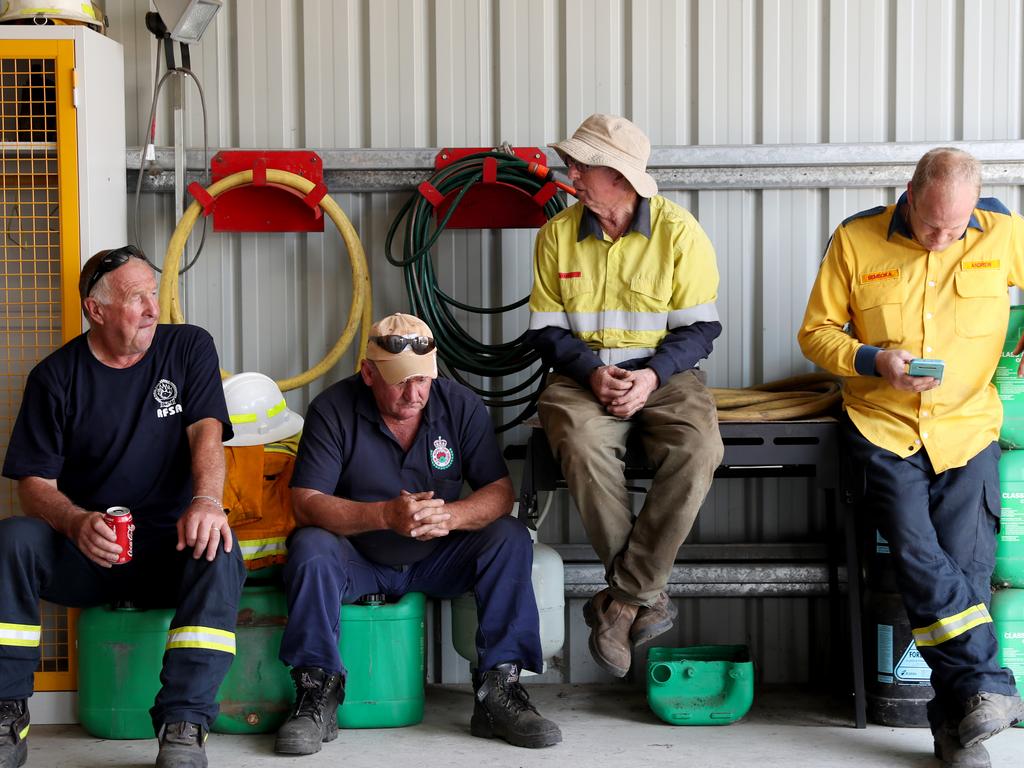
[0,26,126,693]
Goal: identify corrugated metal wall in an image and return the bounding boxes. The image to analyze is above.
[100,0,1024,684]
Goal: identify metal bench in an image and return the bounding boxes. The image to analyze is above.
[514,418,867,728]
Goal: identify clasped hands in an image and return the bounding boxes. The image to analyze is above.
[589,365,659,419]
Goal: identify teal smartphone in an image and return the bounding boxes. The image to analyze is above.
[907,358,945,381]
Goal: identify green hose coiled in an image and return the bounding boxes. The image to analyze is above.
[385,150,570,431]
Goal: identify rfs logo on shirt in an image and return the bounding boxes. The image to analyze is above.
[153,379,182,419]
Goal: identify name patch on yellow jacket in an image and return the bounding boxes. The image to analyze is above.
[961,260,1000,270]
[860,269,900,284]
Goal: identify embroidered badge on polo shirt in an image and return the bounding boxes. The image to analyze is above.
[430,435,454,470]
[153,378,183,419]
[558,271,582,279]
[860,269,900,284]
[961,259,1000,270]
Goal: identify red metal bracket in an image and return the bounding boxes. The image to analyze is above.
[427,147,554,229]
[188,181,216,217]
[209,151,325,233]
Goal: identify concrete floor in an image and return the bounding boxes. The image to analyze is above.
[25,685,1024,768]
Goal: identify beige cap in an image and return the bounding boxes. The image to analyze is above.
[365,313,439,385]
[549,113,658,198]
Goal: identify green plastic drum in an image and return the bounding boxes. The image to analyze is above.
[337,591,425,728]
[646,645,753,726]
[991,588,1024,728]
[211,584,293,734]
[996,450,1024,588]
[78,606,174,739]
[994,306,1024,449]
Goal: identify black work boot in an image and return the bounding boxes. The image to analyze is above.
[274,667,344,755]
[155,721,207,768]
[471,662,561,748]
[0,700,28,768]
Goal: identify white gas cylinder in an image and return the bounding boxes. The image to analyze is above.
[451,527,564,667]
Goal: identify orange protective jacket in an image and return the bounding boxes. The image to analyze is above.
[222,435,299,571]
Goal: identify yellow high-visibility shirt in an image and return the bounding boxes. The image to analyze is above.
[529,195,719,364]
[798,195,1024,473]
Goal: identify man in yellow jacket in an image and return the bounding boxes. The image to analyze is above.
[798,147,1024,768]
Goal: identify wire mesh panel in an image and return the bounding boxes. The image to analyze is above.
[0,41,79,691]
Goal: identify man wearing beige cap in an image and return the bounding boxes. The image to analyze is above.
[526,114,724,678]
[275,313,561,754]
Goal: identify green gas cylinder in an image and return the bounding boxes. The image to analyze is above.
[996,450,1024,587]
[77,605,174,739]
[993,306,1024,449]
[337,591,425,728]
[991,588,1024,728]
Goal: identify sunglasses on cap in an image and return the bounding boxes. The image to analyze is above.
[83,245,147,298]
[369,334,436,355]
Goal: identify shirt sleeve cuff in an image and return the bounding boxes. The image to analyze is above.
[854,345,883,376]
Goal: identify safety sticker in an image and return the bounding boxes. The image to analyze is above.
[894,640,932,683]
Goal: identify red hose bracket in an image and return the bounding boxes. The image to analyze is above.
[188,181,216,217]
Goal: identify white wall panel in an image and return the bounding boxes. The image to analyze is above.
[96,1,1024,684]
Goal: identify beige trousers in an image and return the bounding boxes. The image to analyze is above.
[537,370,723,605]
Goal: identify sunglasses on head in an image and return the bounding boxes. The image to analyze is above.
[83,245,147,298]
[370,334,436,355]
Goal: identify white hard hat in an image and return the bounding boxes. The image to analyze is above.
[0,0,106,32]
[223,372,303,447]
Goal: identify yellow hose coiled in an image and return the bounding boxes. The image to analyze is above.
[712,374,842,421]
[158,169,372,391]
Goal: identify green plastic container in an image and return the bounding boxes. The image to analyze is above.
[212,584,293,734]
[337,591,425,728]
[78,606,174,739]
[646,645,754,726]
[994,306,1024,449]
[78,587,426,738]
[997,451,1024,588]
[991,588,1024,728]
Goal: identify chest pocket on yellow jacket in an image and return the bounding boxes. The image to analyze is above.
[560,277,593,313]
[954,270,1007,338]
[628,274,672,314]
[854,281,905,346]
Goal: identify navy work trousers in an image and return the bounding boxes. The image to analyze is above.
[0,516,246,732]
[844,419,1017,727]
[279,515,542,676]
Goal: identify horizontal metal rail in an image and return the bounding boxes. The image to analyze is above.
[126,139,1024,193]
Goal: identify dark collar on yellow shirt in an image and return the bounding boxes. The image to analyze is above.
[887,191,983,241]
[578,196,652,242]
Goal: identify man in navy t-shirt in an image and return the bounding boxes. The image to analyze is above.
[0,246,245,768]
[274,313,561,755]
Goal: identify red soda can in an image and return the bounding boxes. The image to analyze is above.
[103,506,134,564]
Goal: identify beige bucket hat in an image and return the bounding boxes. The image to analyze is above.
[549,113,658,198]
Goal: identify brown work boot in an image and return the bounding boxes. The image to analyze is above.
[933,720,991,768]
[582,589,639,677]
[629,591,678,646]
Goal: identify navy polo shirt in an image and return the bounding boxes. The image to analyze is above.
[291,374,509,566]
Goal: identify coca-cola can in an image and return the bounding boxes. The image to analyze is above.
[103,506,134,564]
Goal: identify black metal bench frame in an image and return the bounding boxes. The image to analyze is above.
[515,419,867,729]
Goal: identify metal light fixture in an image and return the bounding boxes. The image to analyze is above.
[152,0,221,44]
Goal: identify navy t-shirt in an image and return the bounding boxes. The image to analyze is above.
[2,324,231,531]
[291,374,508,566]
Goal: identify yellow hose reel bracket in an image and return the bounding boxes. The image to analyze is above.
[158,168,372,392]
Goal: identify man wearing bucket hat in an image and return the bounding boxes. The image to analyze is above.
[275,313,561,755]
[799,147,1024,767]
[525,114,724,679]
